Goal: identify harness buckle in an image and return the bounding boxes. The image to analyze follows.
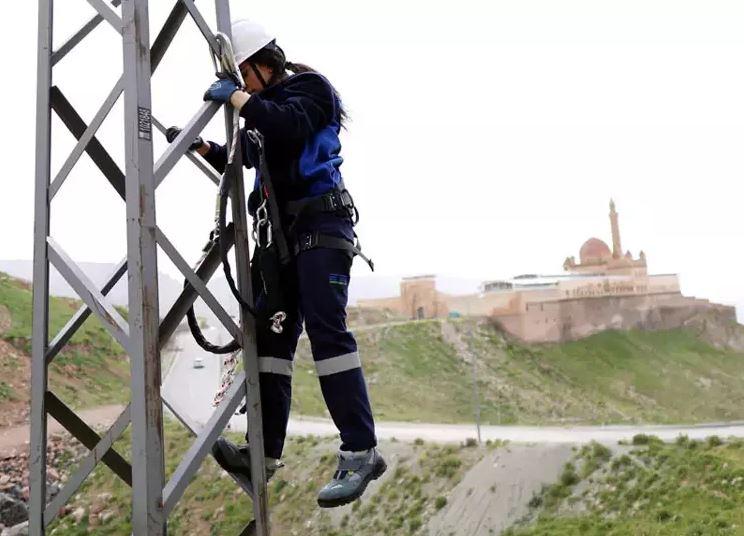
[339,189,353,206]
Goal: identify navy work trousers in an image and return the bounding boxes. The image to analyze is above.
[251,246,377,459]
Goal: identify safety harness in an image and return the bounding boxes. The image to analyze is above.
[285,189,374,271]
[185,33,373,377]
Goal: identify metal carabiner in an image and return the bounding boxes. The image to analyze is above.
[254,200,269,248]
[270,311,287,334]
[246,129,264,150]
[264,221,273,249]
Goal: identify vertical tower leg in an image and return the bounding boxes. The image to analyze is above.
[29,1,54,533]
[214,2,271,533]
[121,2,165,534]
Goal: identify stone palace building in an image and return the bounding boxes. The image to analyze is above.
[358,201,736,343]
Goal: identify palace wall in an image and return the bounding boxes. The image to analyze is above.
[356,274,736,343]
[497,293,737,343]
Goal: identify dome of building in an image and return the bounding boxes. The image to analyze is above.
[579,238,611,264]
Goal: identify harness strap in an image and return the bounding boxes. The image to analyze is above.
[285,189,355,216]
[285,189,360,238]
[294,231,374,272]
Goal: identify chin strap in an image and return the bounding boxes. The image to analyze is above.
[248,62,269,89]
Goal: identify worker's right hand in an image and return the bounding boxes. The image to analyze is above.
[165,126,204,151]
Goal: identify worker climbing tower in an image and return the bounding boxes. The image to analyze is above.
[31,1,269,534]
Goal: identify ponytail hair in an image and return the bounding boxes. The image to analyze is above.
[248,45,349,127]
[285,62,349,127]
[284,61,313,75]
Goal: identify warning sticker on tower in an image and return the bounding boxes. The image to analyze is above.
[138,107,152,140]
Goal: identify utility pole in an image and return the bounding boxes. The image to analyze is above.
[30,2,269,534]
[464,300,482,444]
[471,343,482,444]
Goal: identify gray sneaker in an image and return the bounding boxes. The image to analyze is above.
[317,448,387,508]
[211,437,280,493]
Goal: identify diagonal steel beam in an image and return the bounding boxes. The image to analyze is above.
[52,0,123,66]
[45,392,132,485]
[159,225,234,344]
[155,227,243,344]
[181,0,219,55]
[51,86,126,199]
[46,259,127,366]
[46,221,235,378]
[49,1,197,202]
[43,405,132,527]
[154,101,221,187]
[86,0,123,34]
[152,115,221,186]
[48,238,130,353]
[50,77,124,200]
[151,1,191,73]
[163,372,247,515]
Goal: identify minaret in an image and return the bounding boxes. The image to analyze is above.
[609,199,622,259]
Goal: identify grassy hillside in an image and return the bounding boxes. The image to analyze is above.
[293,317,744,425]
[47,421,488,535]
[4,264,744,429]
[0,272,129,423]
[505,435,744,535]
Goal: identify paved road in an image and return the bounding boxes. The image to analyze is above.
[283,417,744,445]
[161,325,228,431]
[162,326,744,445]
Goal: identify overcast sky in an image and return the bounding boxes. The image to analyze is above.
[1,1,743,317]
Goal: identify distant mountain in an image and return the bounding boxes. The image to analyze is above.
[0,261,461,312]
[0,260,183,313]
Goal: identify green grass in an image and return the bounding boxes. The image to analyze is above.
[0,380,14,402]
[495,327,744,424]
[0,272,130,410]
[291,316,744,426]
[48,420,485,535]
[505,437,744,536]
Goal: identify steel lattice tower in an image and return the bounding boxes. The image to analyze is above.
[31,1,270,534]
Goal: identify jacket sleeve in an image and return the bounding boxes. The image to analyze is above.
[203,141,227,174]
[203,130,254,174]
[239,74,335,140]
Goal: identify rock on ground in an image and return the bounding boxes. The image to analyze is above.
[1,520,29,536]
[0,493,27,529]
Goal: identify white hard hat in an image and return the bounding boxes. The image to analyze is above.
[231,19,275,66]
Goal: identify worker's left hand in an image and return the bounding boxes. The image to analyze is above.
[203,75,240,103]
